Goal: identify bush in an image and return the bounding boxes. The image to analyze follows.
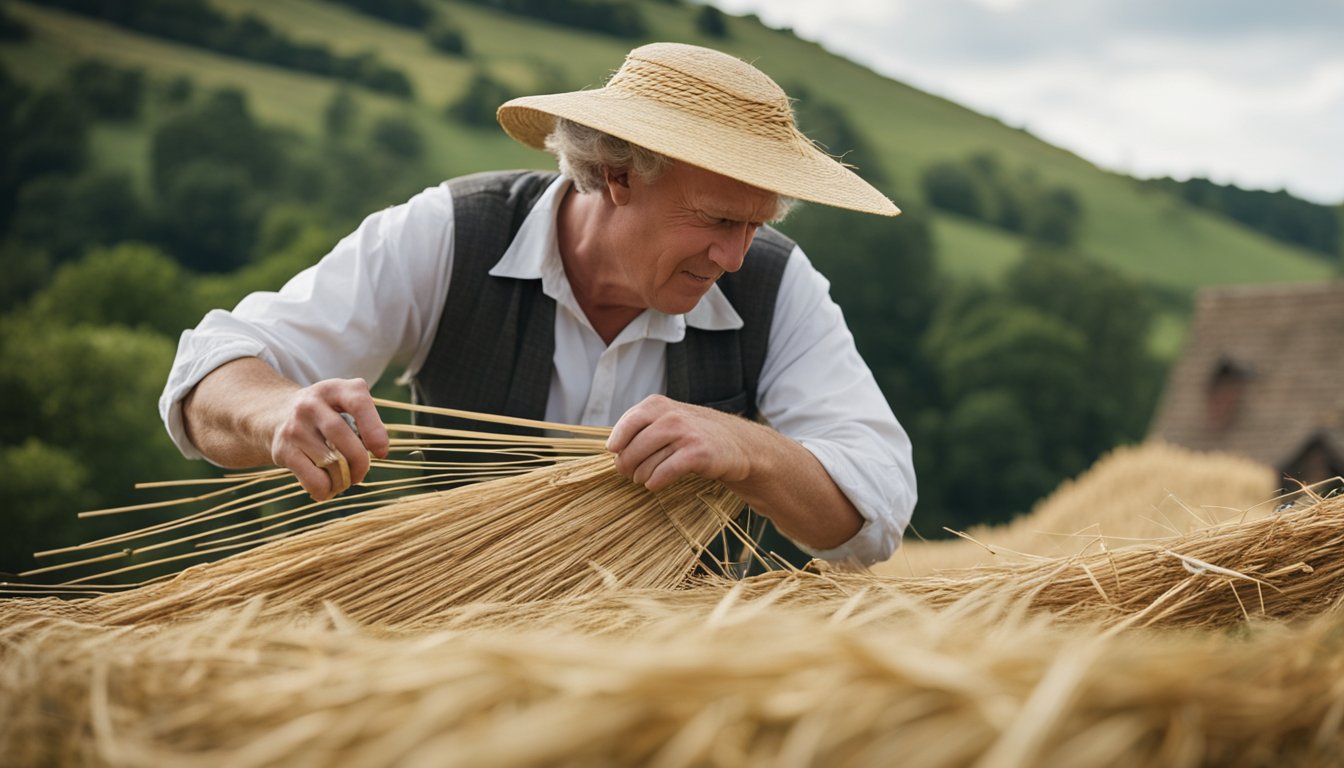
[371,114,424,160]
[448,71,514,128]
[427,15,468,55]
[30,243,198,336]
[66,59,144,121]
[696,5,728,38]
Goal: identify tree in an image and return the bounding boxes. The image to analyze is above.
[0,319,200,517]
[1004,247,1161,444]
[0,439,93,574]
[1028,187,1083,246]
[10,171,146,262]
[323,87,359,141]
[427,15,468,55]
[0,242,53,312]
[448,71,514,128]
[66,58,144,121]
[924,300,1094,522]
[371,114,424,160]
[150,88,280,197]
[29,243,198,336]
[156,160,259,272]
[696,5,728,38]
[921,161,990,219]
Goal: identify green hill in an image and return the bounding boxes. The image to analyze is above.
[4,0,1335,296]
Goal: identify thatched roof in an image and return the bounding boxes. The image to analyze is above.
[1149,281,1344,476]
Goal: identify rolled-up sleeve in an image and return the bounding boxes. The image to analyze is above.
[756,246,917,565]
[159,184,457,459]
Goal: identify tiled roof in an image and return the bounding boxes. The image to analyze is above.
[1149,281,1344,470]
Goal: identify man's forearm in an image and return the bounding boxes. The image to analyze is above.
[719,422,865,552]
[182,357,303,468]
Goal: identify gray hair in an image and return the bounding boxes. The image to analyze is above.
[543,117,797,222]
[544,118,672,193]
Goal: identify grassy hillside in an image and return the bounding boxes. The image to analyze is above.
[4,0,1334,292]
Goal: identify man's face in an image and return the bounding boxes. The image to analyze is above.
[606,162,780,316]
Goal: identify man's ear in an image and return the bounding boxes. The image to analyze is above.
[603,166,632,207]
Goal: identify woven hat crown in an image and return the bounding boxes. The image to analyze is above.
[606,44,799,145]
[495,42,900,216]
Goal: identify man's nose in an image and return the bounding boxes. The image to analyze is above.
[709,223,757,273]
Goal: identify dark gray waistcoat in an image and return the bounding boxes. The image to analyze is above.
[409,170,793,431]
[407,170,807,571]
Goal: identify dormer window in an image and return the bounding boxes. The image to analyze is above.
[1207,356,1252,432]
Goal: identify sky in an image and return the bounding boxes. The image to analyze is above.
[712,0,1344,205]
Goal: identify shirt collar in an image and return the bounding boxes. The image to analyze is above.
[487,176,743,338]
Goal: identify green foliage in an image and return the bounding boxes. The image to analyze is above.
[150,88,282,197]
[195,213,339,313]
[427,15,469,55]
[0,318,199,519]
[29,243,197,336]
[323,87,359,141]
[1143,175,1341,262]
[695,5,729,38]
[920,162,992,219]
[156,160,260,273]
[0,2,30,40]
[41,0,415,97]
[916,249,1163,527]
[6,88,90,204]
[0,242,52,312]
[922,152,1085,246]
[0,439,93,574]
[371,114,425,161]
[66,59,145,121]
[9,171,147,262]
[448,70,516,128]
[324,0,433,27]
[459,0,647,38]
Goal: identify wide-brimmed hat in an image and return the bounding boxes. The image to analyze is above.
[496,42,899,217]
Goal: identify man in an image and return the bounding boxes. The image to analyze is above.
[160,42,915,566]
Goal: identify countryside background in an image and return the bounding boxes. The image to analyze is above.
[2,0,1340,575]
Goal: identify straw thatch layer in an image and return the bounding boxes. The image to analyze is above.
[4,584,1343,767]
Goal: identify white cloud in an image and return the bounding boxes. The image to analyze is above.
[710,0,1344,202]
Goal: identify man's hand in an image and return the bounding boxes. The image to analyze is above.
[267,378,390,501]
[182,358,390,502]
[606,394,865,552]
[606,395,757,492]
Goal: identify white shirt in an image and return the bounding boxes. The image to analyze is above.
[160,177,916,564]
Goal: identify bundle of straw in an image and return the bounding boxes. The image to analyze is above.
[60,455,739,627]
[879,441,1281,577]
[3,401,747,627]
[884,490,1344,629]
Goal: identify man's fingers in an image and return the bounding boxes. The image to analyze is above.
[606,395,671,452]
[631,445,676,487]
[284,448,338,501]
[318,411,370,486]
[344,393,391,459]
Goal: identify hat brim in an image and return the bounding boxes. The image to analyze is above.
[497,90,900,217]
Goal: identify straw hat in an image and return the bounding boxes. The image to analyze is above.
[496,43,900,217]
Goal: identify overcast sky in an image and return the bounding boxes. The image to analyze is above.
[712,0,1344,205]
